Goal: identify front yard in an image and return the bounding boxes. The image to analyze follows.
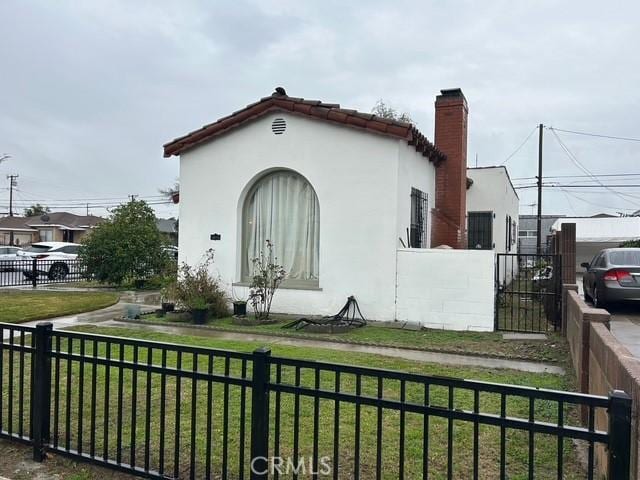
[0,290,119,324]
[136,314,569,364]
[0,325,584,479]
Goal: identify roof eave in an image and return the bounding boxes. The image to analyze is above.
[163,94,444,163]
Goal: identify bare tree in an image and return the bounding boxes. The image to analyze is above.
[159,181,180,203]
[371,100,413,123]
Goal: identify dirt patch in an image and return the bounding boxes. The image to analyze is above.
[0,439,134,480]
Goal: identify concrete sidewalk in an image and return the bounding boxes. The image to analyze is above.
[1,290,157,340]
[105,319,566,375]
[2,292,566,375]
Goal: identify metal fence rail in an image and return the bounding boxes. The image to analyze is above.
[0,258,86,287]
[0,322,632,479]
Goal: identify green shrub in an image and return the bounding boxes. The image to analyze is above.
[621,239,640,247]
[175,250,228,318]
[79,200,169,285]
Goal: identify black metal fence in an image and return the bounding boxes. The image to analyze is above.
[0,322,632,479]
[495,253,563,333]
[0,258,85,287]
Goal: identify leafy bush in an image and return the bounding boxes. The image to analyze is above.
[174,250,228,318]
[621,239,640,247]
[79,200,169,285]
[249,240,286,321]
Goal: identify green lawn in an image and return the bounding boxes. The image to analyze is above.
[0,290,119,324]
[140,314,569,364]
[0,325,587,479]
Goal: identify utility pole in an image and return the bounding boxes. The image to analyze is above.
[129,194,138,202]
[7,174,18,217]
[536,124,543,255]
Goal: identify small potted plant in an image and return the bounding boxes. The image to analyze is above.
[189,297,210,325]
[231,286,247,317]
[160,283,177,312]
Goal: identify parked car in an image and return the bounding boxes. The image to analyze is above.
[0,246,23,271]
[582,248,640,308]
[17,242,81,280]
[163,245,178,261]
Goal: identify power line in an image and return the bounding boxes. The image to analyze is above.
[558,189,639,212]
[515,184,640,189]
[548,127,640,142]
[500,126,538,165]
[13,188,166,203]
[512,173,640,181]
[549,128,638,206]
[559,187,578,215]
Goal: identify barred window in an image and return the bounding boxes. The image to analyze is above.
[410,188,428,248]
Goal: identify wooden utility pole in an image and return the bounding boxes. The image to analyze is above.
[7,174,18,217]
[536,124,543,255]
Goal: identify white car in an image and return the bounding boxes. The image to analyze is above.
[17,242,81,280]
[0,246,23,271]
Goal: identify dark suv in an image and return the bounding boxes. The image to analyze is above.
[582,248,640,308]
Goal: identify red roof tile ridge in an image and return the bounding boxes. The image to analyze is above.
[164,91,445,164]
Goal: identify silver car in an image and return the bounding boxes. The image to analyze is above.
[0,246,23,271]
[582,248,640,308]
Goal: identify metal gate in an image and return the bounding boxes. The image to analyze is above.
[495,253,562,332]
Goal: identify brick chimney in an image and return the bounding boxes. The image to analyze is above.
[431,88,468,249]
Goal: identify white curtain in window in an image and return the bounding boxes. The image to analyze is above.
[243,171,319,281]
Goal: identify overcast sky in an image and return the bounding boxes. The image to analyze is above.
[1,0,639,219]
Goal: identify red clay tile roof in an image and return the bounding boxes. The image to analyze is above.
[163,90,446,164]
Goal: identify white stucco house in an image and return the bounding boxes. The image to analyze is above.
[466,166,519,285]
[466,166,519,254]
[164,87,498,331]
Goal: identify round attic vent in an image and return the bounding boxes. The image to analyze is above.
[271,118,286,135]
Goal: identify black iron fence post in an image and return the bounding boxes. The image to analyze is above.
[250,347,271,480]
[32,322,53,461]
[608,389,632,479]
[31,258,37,288]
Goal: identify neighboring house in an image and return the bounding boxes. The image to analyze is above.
[466,166,519,253]
[157,217,178,245]
[518,214,565,255]
[164,88,500,330]
[0,212,102,246]
[0,216,37,246]
[551,216,640,272]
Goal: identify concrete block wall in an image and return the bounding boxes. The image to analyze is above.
[589,322,640,479]
[565,288,640,478]
[395,248,494,331]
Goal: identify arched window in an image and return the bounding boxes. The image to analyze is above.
[242,170,320,286]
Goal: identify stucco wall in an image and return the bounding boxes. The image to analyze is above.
[395,248,495,331]
[466,167,519,254]
[178,113,439,321]
[396,145,437,248]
